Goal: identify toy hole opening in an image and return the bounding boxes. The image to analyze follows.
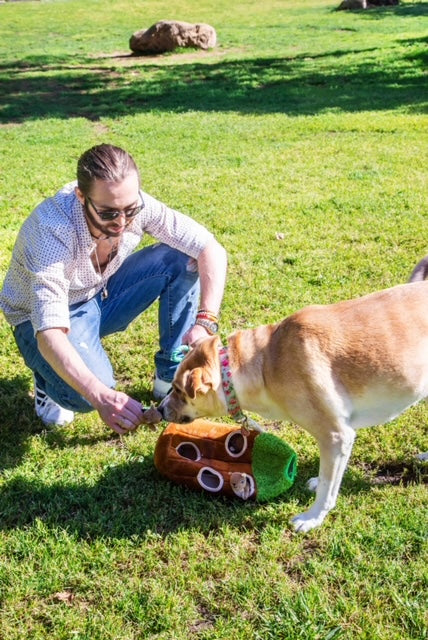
[286,456,296,480]
[225,430,248,458]
[197,467,224,492]
[176,441,201,461]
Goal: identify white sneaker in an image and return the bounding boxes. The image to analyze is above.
[152,375,172,400]
[34,379,74,426]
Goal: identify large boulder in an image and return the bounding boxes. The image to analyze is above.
[130,20,217,55]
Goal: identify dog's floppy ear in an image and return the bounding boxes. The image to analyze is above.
[184,368,213,399]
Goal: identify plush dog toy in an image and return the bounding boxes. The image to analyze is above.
[154,419,297,501]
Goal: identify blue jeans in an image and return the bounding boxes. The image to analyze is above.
[13,243,200,412]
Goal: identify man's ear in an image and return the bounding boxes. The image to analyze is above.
[184,368,213,399]
[75,185,85,205]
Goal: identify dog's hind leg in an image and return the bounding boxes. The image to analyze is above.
[291,424,355,533]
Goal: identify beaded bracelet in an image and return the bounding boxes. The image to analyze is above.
[196,309,219,322]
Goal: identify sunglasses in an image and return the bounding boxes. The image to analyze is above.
[85,195,144,221]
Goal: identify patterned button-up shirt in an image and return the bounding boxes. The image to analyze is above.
[0,181,213,334]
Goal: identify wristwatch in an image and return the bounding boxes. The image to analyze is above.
[195,317,219,335]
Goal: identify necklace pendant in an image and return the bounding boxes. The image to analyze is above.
[101,288,108,300]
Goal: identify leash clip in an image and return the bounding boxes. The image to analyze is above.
[237,414,265,435]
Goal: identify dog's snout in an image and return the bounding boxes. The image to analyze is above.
[156,397,175,422]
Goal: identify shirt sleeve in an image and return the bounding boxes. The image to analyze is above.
[138,192,214,259]
[24,206,75,334]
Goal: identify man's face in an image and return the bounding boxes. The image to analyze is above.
[75,171,141,238]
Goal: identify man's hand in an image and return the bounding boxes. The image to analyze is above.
[93,388,145,435]
[37,328,145,435]
[182,322,212,346]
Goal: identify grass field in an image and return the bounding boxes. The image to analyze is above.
[0,0,427,638]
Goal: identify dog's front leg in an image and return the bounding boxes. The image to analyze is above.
[291,425,355,533]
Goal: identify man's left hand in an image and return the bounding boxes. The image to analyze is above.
[182,323,214,346]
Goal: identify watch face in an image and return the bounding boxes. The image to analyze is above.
[196,318,218,334]
[205,320,218,333]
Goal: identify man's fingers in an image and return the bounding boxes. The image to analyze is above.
[115,415,138,432]
[111,422,126,436]
[99,392,145,434]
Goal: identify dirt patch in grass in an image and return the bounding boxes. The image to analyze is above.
[363,459,428,486]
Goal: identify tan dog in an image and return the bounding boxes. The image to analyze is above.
[159,281,428,532]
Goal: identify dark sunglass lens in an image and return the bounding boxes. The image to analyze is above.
[124,205,143,218]
[86,197,143,221]
[99,211,119,221]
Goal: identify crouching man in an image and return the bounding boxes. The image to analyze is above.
[0,144,227,434]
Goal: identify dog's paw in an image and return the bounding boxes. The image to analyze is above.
[290,510,325,533]
[307,477,318,492]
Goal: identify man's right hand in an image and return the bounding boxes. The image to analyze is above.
[37,328,145,435]
[94,388,145,435]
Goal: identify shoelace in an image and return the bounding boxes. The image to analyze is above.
[35,386,49,407]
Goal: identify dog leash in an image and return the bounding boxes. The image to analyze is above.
[171,345,191,363]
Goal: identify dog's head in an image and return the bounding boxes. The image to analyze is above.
[158,335,227,423]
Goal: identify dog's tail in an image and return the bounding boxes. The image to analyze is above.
[409,254,428,282]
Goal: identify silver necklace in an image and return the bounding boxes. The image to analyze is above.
[93,247,109,300]
[92,238,117,300]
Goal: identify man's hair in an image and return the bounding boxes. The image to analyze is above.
[77,144,140,195]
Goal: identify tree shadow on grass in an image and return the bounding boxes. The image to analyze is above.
[0,374,127,472]
[355,1,428,19]
[0,378,302,539]
[0,451,424,540]
[0,40,426,124]
[0,458,288,538]
[0,375,40,471]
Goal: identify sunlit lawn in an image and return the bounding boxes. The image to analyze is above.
[0,1,427,638]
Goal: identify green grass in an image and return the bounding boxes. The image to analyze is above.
[0,0,427,638]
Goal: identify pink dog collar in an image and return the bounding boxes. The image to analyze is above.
[218,345,246,422]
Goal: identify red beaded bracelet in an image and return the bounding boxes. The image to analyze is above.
[196,309,219,322]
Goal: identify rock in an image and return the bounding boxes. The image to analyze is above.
[130,20,216,55]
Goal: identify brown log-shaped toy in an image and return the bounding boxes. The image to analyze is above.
[154,420,297,501]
